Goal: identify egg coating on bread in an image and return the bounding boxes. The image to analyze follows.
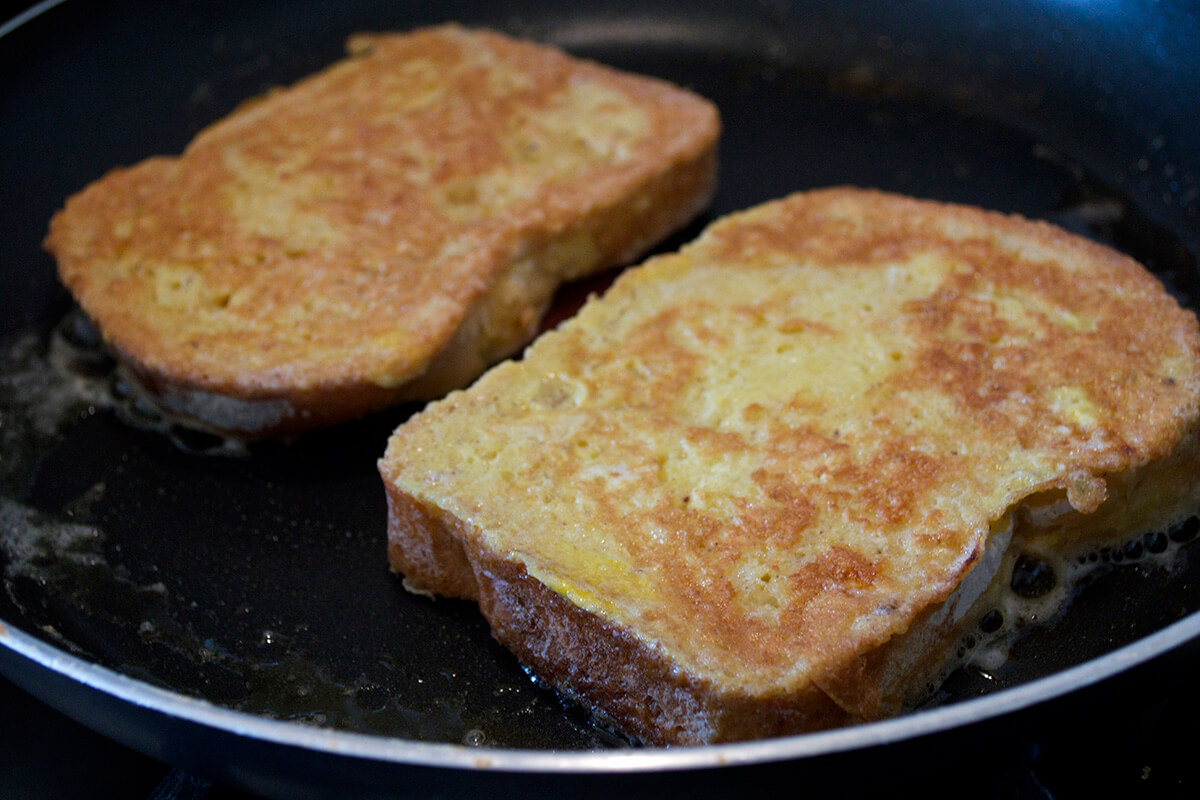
[380,188,1200,744]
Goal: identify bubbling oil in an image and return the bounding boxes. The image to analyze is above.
[4,307,1200,744]
[1,311,625,748]
[944,516,1198,682]
[50,310,250,457]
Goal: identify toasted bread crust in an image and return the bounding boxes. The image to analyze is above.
[46,25,719,437]
[380,188,1200,744]
[383,477,857,744]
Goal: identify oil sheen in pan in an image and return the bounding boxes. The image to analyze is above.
[0,311,627,749]
[3,98,1200,751]
[5,282,1199,750]
[5,278,1199,751]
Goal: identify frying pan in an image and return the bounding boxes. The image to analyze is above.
[2,0,1199,797]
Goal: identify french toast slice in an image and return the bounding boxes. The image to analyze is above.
[378,188,1200,745]
[45,25,719,437]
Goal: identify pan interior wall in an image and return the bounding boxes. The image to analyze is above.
[0,0,1198,752]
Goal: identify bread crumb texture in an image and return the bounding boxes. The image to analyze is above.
[46,25,718,434]
[381,188,1200,743]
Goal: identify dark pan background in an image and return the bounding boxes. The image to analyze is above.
[2,1,1199,798]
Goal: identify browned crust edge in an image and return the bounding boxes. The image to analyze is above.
[47,31,720,440]
[377,186,1200,744]
[381,475,856,746]
[380,424,1200,746]
[108,136,717,439]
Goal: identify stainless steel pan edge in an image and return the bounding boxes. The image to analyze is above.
[3,0,1200,797]
[4,608,1200,789]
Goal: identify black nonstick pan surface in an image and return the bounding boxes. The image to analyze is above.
[2,1,1200,798]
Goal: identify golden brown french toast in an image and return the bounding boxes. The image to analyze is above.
[379,188,1200,745]
[45,25,719,437]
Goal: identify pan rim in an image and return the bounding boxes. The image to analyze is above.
[3,608,1199,774]
[0,0,64,39]
[4,0,1200,782]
